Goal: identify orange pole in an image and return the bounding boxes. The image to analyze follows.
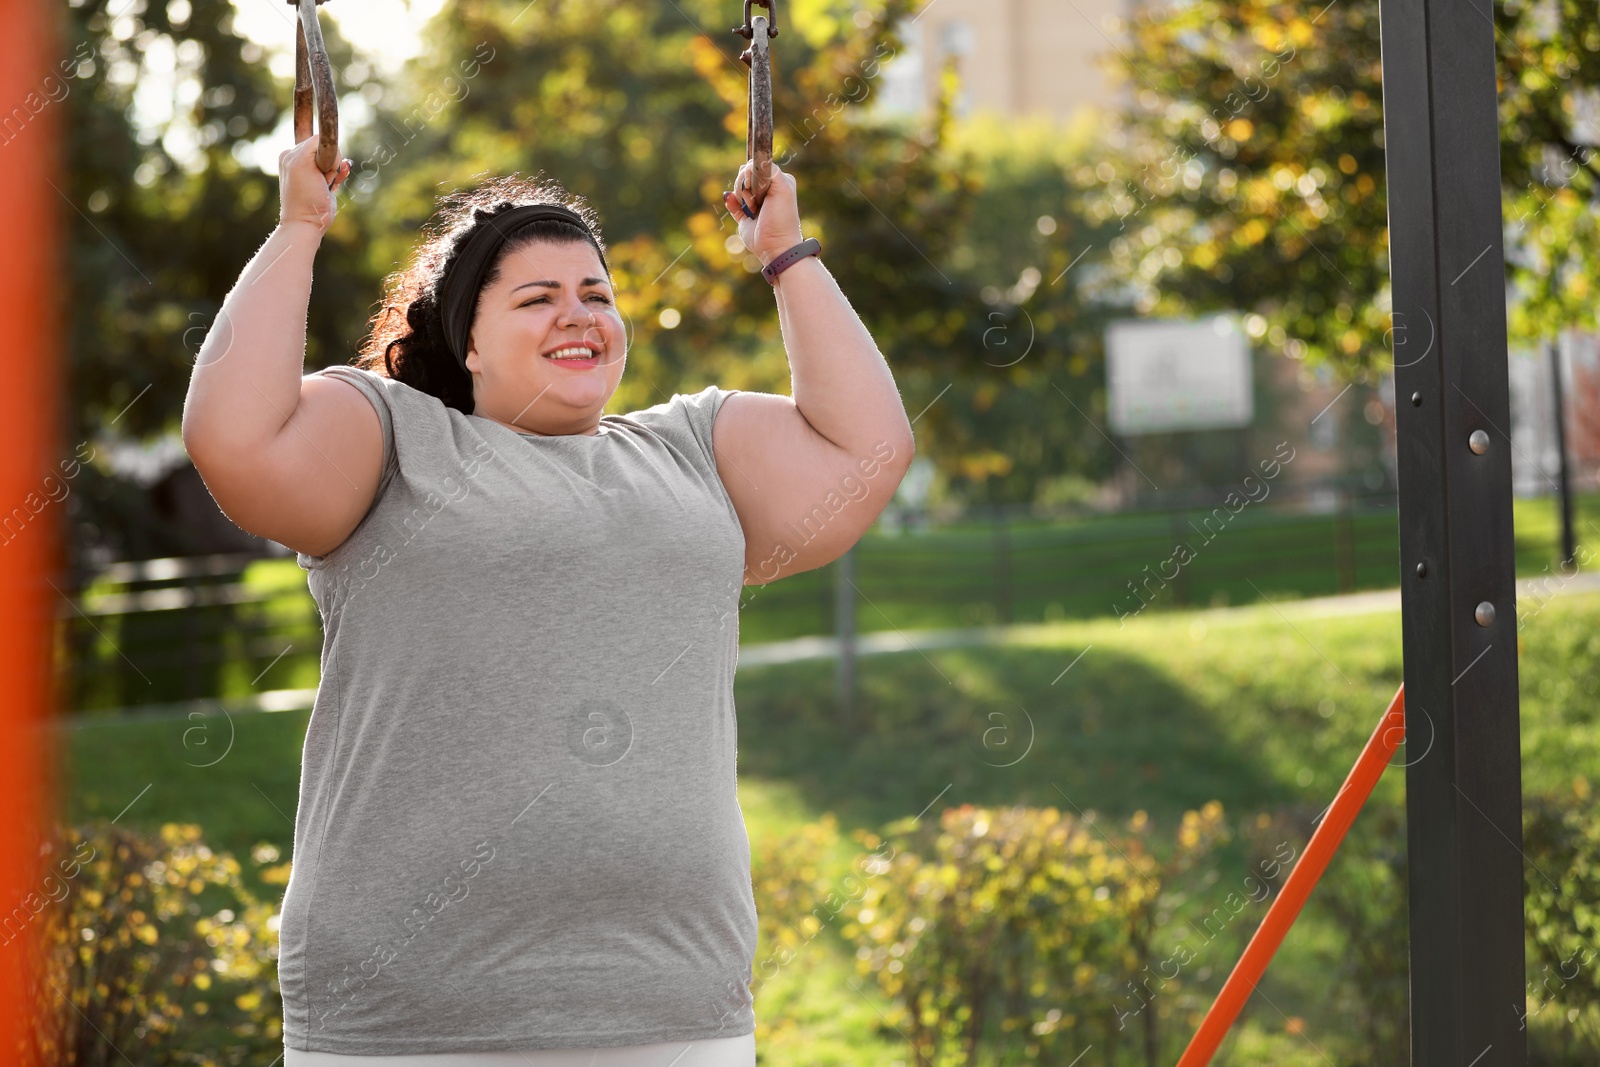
[1175,685,1406,1067]
[0,0,64,1059]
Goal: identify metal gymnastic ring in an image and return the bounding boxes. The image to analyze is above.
[734,2,776,210]
[287,0,340,176]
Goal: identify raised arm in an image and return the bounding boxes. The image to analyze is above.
[180,137,380,559]
[716,161,916,584]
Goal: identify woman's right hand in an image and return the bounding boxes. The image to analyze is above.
[278,134,353,233]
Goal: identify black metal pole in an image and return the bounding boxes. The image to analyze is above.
[1378,0,1528,1059]
[1550,337,1577,570]
[992,507,1011,624]
[835,544,855,733]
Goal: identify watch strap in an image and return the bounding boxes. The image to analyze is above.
[761,237,822,285]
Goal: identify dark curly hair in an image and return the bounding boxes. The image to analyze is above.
[353,173,611,415]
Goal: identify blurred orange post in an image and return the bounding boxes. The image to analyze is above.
[1174,685,1407,1067]
[0,0,64,1059]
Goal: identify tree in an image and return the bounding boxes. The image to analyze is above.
[1076,0,1600,383]
[338,0,967,409]
[904,114,1130,513]
[1499,0,1600,344]
[54,0,377,563]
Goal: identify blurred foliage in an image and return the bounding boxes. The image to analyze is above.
[748,812,848,993]
[52,0,1213,547]
[56,0,376,564]
[56,0,1600,553]
[338,0,1115,512]
[1080,0,1600,381]
[910,115,1127,511]
[1498,0,1600,345]
[745,811,878,1052]
[1076,2,1390,378]
[1523,779,1600,1053]
[17,821,284,1066]
[840,802,1228,1067]
[1252,803,1409,1066]
[48,588,1600,1061]
[337,0,977,409]
[27,789,1599,1065]
[1238,783,1600,1067]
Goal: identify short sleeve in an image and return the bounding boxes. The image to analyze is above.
[674,384,739,478]
[296,364,403,570]
[309,365,399,490]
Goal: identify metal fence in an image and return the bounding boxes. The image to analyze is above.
[55,497,1404,714]
[56,552,321,715]
[735,496,1402,642]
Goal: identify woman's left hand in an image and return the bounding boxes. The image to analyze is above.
[723,159,805,265]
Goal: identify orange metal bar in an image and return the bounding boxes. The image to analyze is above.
[0,0,64,1057]
[1175,684,1407,1067]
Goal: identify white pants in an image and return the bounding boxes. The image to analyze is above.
[283,1031,755,1067]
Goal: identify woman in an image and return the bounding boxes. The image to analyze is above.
[181,135,915,1066]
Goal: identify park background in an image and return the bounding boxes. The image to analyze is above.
[23,0,1600,1063]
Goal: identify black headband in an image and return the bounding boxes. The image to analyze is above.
[437,203,609,373]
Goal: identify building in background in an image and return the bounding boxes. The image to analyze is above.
[89,431,280,562]
[876,0,1149,123]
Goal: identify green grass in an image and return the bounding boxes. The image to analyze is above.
[58,587,1600,1063]
[1512,489,1600,576]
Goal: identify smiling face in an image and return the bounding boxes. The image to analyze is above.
[463,237,626,436]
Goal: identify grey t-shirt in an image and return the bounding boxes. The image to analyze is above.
[279,365,756,1054]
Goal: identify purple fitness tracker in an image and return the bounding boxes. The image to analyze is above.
[761,237,822,285]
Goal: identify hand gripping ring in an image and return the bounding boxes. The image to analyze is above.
[733,1,777,210]
[286,0,340,176]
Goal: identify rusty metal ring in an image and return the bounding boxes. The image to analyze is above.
[734,5,774,210]
[287,0,339,175]
[733,0,778,39]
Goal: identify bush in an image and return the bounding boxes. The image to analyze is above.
[1523,780,1600,1060]
[1247,803,1409,1066]
[1254,784,1600,1067]
[748,813,851,1000]
[842,802,1228,1067]
[13,821,284,1066]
